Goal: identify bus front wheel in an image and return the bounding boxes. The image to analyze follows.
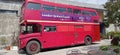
[26,40,41,54]
[84,36,92,45]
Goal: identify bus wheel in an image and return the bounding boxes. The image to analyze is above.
[26,41,40,54]
[84,36,92,45]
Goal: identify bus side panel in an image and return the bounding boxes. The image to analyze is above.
[74,25,84,44]
[41,24,75,48]
[93,25,100,41]
[83,25,94,42]
[57,25,75,46]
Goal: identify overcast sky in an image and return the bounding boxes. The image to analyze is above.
[70,0,108,5]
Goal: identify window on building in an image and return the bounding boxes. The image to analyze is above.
[68,8,72,13]
[27,3,40,10]
[44,26,56,32]
[82,11,90,16]
[73,9,81,14]
[43,5,55,11]
[56,7,66,13]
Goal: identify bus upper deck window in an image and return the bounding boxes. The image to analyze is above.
[90,12,97,16]
[27,3,40,10]
[68,8,72,13]
[82,11,90,16]
[56,7,66,13]
[43,5,55,11]
[73,9,81,14]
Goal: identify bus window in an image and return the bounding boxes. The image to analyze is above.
[82,11,90,16]
[43,5,55,11]
[90,12,97,16]
[21,24,41,34]
[56,7,66,13]
[27,3,40,10]
[44,26,56,32]
[73,9,81,14]
[68,8,72,13]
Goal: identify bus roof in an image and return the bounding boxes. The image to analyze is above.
[24,0,97,12]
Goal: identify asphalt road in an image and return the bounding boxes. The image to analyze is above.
[0,39,111,55]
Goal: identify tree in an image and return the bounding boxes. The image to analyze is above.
[104,0,120,31]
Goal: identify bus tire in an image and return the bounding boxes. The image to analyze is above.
[26,40,41,54]
[84,36,92,45]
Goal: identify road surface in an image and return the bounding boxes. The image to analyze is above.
[0,39,111,55]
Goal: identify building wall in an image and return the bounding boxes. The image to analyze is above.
[0,13,19,35]
[97,10,104,22]
[106,24,120,33]
[0,2,21,10]
[0,2,21,35]
[106,24,115,33]
[0,2,21,45]
[0,13,20,45]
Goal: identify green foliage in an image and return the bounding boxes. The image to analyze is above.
[107,31,114,38]
[100,33,107,39]
[113,48,120,53]
[109,32,120,46]
[100,45,108,51]
[104,0,120,28]
[104,22,110,28]
[0,37,6,45]
[107,31,114,36]
[107,31,120,38]
[110,45,120,49]
[113,32,120,38]
[100,45,120,53]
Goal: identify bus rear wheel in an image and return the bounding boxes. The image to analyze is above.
[26,40,41,54]
[84,36,92,45]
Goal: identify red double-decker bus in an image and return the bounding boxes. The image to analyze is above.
[19,0,100,54]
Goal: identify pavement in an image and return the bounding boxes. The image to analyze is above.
[0,39,111,55]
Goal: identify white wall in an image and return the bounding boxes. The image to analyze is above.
[106,24,120,33]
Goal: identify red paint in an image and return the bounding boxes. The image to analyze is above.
[19,0,100,50]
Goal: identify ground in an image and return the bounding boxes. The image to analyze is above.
[0,39,111,55]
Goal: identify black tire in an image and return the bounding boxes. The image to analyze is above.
[26,41,41,55]
[84,36,92,45]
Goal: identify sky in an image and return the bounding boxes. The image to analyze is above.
[70,0,108,5]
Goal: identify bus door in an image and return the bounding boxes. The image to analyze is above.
[74,25,84,44]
